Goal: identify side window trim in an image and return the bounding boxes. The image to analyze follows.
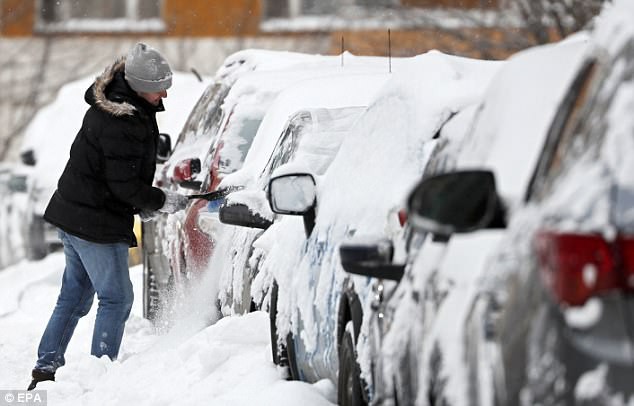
[524,57,599,202]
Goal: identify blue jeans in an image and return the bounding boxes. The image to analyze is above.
[34,230,133,373]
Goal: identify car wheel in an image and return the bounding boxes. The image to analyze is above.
[249,299,258,312]
[338,321,367,406]
[269,280,284,365]
[269,281,288,365]
[143,256,173,325]
[143,251,160,322]
[285,331,300,381]
[269,280,300,380]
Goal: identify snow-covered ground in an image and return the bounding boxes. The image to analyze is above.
[0,253,336,405]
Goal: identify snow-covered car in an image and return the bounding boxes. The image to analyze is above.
[143,49,344,322]
[338,36,590,406]
[145,62,331,322]
[17,71,207,262]
[142,79,229,321]
[212,69,400,319]
[144,50,424,323]
[215,105,367,316]
[259,51,500,404]
[462,5,634,403]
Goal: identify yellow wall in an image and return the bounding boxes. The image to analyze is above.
[164,0,262,36]
[1,0,35,36]
[402,0,498,8]
[0,0,262,37]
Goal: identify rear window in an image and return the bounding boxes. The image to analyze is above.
[529,41,634,233]
[527,59,599,202]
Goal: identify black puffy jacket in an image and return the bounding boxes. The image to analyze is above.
[44,57,166,247]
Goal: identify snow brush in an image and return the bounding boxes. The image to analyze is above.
[186,186,241,201]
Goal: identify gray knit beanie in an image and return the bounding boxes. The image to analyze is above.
[125,42,172,93]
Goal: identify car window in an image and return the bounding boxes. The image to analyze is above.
[527,40,634,228]
[173,82,230,149]
[261,111,313,184]
[216,112,264,175]
[525,59,599,202]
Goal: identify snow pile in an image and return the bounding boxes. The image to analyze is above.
[0,254,337,406]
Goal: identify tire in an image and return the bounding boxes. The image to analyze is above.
[142,220,159,321]
[142,251,159,321]
[338,321,367,406]
[269,280,300,380]
[143,252,168,323]
[269,280,286,365]
[285,331,300,381]
[143,251,173,327]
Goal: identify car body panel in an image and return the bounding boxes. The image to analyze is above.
[357,37,592,405]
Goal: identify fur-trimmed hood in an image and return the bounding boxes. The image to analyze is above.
[85,57,138,117]
[87,56,164,117]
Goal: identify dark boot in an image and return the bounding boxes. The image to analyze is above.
[27,369,55,391]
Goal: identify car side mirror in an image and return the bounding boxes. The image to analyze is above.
[219,202,273,230]
[340,238,405,281]
[268,172,316,236]
[20,149,36,166]
[407,170,506,236]
[172,158,202,190]
[8,174,28,193]
[157,133,172,164]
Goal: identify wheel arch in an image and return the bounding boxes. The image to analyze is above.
[337,279,363,347]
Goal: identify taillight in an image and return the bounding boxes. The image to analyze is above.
[398,208,408,227]
[615,237,634,290]
[535,231,634,306]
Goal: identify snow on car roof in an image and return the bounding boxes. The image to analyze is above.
[218,71,393,190]
[456,36,590,203]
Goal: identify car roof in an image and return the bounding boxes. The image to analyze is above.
[221,71,392,189]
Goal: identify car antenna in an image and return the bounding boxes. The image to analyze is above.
[341,35,345,67]
[190,67,203,82]
[388,28,392,74]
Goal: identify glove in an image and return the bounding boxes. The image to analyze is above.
[159,190,189,214]
[139,210,159,222]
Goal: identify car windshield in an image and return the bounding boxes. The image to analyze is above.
[260,107,364,189]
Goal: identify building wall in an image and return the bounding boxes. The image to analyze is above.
[0,0,264,37]
[1,0,35,36]
[1,0,505,37]
[0,0,529,162]
[163,0,262,36]
[402,0,498,8]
